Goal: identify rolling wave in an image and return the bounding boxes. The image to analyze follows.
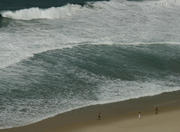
[0,0,109,11]
[0,0,179,20]
[0,4,83,20]
[0,44,180,128]
[0,0,179,69]
[0,0,180,128]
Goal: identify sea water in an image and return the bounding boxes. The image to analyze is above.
[0,0,180,128]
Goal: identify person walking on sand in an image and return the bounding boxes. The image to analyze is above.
[138,112,141,119]
[155,106,159,115]
[98,112,102,120]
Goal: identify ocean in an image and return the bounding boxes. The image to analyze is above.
[0,0,180,129]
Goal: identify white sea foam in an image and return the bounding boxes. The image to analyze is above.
[1,0,180,21]
[97,79,180,104]
[159,0,180,6]
[0,0,179,128]
[1,76,180,129]
[0,0,180,69]
[1,4,82,20]
[1,0,180,129]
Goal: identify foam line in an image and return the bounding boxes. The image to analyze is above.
[1,4,83,20]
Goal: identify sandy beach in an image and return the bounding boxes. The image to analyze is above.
[0,90,180,132]
[76,109,180,132]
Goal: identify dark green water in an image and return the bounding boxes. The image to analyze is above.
[0,0,109,10]
[0,44,180,128]
[0,0,180,129]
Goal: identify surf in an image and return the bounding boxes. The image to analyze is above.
[0,0,110,11]
[0,44,180,128]
[0,5,84,20]
[0,0,180,129]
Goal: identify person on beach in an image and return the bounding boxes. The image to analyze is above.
[138,112,141,119]
[98,112,102,120]
[155,106,159,115]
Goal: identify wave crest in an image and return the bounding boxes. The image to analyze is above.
[0,4,83,20]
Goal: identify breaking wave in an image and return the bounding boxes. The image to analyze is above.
[0,0,180,129]
[0,44,180,128]
[0,4,84,20]
[0,0,109,11]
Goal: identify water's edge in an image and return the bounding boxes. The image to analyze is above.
[1,89,180,130]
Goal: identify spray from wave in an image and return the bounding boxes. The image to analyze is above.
[0,4,84,20]
[0,0,180,129]
[0,0,179,21]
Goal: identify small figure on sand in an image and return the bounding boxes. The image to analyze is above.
[98,112,102,120]
[138,112,141,119]
[155,106,159,115]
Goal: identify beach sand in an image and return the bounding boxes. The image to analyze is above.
[1,91,180,132]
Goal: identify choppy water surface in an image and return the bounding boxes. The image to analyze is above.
[0,0,180,128]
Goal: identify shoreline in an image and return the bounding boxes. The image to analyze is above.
[1,90,180,132]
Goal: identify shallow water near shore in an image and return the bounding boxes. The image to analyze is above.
[0,0,180,129]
